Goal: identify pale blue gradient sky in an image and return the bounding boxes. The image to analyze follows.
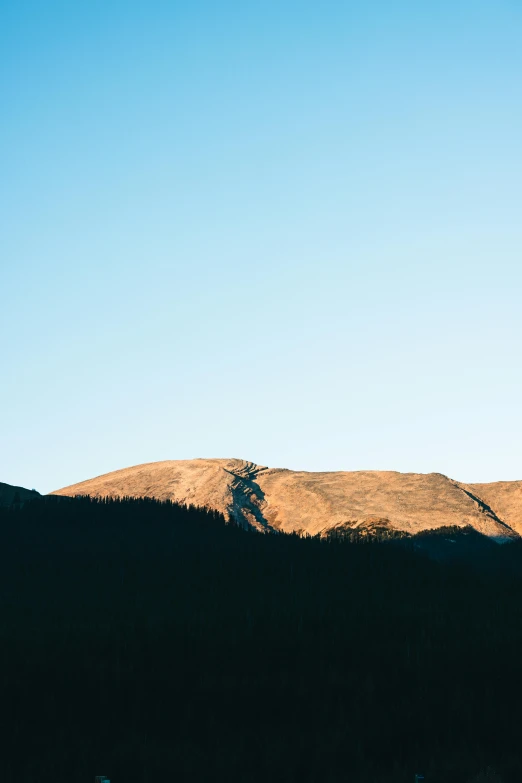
[2,1,521,492]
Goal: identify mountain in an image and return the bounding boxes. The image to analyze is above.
[0,481,40,507]
[52,458,522,540]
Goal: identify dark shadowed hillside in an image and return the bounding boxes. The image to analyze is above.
[0,481,40,507]
[1,495,522,782]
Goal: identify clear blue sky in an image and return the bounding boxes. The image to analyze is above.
[2,0,521,492]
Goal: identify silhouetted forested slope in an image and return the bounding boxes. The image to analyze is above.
[0,480,40,507]
[0,496,521,783]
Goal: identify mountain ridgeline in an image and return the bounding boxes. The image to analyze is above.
[53,458,522,541]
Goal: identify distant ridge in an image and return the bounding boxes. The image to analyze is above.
[52,459,522,541]
[0,482,40,507]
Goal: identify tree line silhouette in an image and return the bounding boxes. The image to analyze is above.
[0,495,521,782]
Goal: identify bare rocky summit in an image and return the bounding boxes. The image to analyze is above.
[51,459,522,541]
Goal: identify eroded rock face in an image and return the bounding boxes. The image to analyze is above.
[51,459,522,540]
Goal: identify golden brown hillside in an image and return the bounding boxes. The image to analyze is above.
[51,459,521,540]
[464,480,522,536]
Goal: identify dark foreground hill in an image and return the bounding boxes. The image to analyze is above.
[0,480,40,506]
[1,495,522,783]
